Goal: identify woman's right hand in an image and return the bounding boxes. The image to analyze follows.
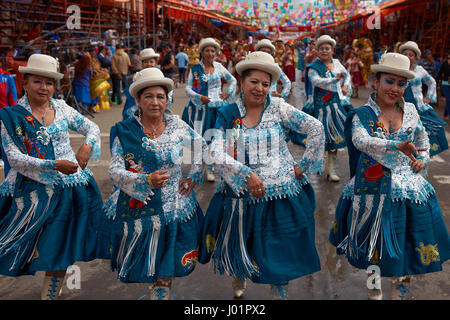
[200,96,211,104]
[147,170,170,188]
[397,140,427,161]
[246,172,265,199]
[54,160,79,175]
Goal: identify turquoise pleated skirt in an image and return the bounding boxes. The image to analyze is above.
[199,183,321,285]
[418,107,448,156]
[97,204,204,284]
[0,176,103,276]
[329,193,450,277]
[182,101,217,138]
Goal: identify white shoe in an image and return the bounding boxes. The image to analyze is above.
[270,284,288,300]
[326,154,340,182]
[232,278,246,298]
[206,168,215,182]
[41,275,64,300]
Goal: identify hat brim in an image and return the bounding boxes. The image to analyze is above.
[235,61,280,82]
[199,42,220,53]
[255,44,275,55]
[316,39,336,49]
[129,78,174,98]
[370,65,415,79]
[399,45,421,58]
[19,66,64,80]
[141,54,160,61]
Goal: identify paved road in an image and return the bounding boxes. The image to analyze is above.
[0,85,449,300]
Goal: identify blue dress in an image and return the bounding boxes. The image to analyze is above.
[404,65,448,156]
[97,114,207,283]
[199,96,325,284]
[294,58,353,151]
[0,95,103,276]
[329,93,450,277]
[182,61,236,140]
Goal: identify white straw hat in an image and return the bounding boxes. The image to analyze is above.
[129,68,174,98]
[235,51,280,82]
[315,35,336,49]
[199,38,220,53]
[140,48,160,61]
[19,53,63,80]
[370,52,415,79]
[255,39,275,56]
[399,41,421,58]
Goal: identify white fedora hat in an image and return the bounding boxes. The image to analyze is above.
[19,53,63,80]
[315,35,336,49]
[235,51,280,82]
[399,41,421,58]
[371,52,415,79]
[255,39,275,55]
[129,68,174,98]
[199,37,220,53]
[140,48,160,61]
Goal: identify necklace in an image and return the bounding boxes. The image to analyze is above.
[380,103,401,134]
[143,120,166,139]
[42,102,54,127]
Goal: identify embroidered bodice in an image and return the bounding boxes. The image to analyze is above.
[406,65,437,112]
[0,95,101,195]
[307,58,352,105]
[185,61,236,109]
[342,94,434,203]
[106,114,207,223]
[210,97,325,203]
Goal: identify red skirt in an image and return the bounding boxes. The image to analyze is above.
[283,65,296,82]
[350,71,364,87]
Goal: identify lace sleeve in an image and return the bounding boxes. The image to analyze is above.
[220,63,237,101]
[351,114,401,169]
[308,68,340,92]
[413,118,430,166]
[63,101,101,160]
[209,118,253,195]
[422,72,437,103]
[109,136,153,203]
[279,100,325,173]
[1,121,58,185]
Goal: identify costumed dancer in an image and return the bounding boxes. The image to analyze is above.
[0,54,103,299]
[300,35,353,182]
[329,53,450,300]
[399,41,448,156]
[122,48,170,120]
[99,68,207,300]
[182,37,237,182]
[254,39,292,101]
[88,46,111,112]
[199,52,325,300]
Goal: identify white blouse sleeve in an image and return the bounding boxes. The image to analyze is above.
[1,121,58,185]
[108,136,154,203]
[279,100,325,173]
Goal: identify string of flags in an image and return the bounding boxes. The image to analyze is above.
[184,0,388,35]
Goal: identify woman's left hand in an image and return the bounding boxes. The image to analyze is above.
[409,159,427,173]
[341,85,349,96]
[294,164,306,180]
[423,97,431,104]
[179,177,196,196]
[219,92,230,100]
[76,143,92,170]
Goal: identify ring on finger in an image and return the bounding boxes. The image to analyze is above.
[183,182,189,189]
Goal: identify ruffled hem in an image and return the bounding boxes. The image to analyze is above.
[298,158,324,175]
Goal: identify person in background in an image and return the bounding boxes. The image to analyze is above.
[73,54,95,114]
[160,43,176,80]
[437,50,450,119]
[129,47,142,73]
[420,49,437,80]
[175,46,189,84]
[0,67,17,109]
[345,50,364,98]
[111,44,131,105]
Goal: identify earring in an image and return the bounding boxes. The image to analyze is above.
[138,108,142,122]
